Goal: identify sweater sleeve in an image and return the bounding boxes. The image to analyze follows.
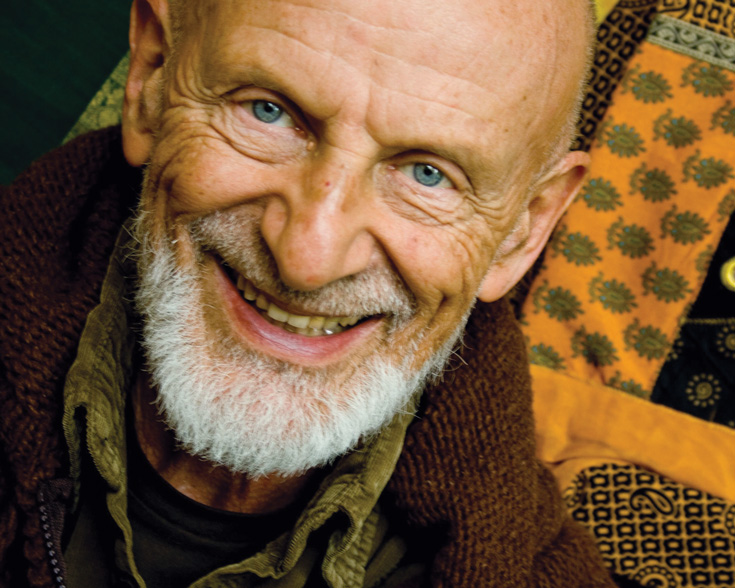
[386,299,615,587]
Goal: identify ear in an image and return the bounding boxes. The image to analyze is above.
[477,150,590,302]
[122,0,172,167]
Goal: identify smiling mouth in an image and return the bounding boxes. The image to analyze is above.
[220,262,369,337]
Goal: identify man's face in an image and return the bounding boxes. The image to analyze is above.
[127,0,589,475]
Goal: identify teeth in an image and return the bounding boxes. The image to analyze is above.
[243,281,258,301]
[286,313,311,329]
[309,316,325,329]
[231,271,363,336]
[256,293,269,310]
[323,317,340,331]
[266,303,289,323]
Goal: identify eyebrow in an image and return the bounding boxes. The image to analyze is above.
[203,52,510,192]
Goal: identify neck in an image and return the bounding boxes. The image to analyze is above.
[132,372,317,514]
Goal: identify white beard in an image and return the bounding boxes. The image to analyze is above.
[133,207,468,478]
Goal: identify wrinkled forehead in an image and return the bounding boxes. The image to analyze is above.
[175,0,587,178]
[193,0,550,67]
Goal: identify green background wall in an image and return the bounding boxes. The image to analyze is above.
[1,0,130,183]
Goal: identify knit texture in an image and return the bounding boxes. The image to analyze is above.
[387,300,614,586]
[0,127,139,587]
[0,127,613,587]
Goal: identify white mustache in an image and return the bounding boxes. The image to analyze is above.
[187,207,417,323]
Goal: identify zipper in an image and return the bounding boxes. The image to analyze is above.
[38,479,73,588]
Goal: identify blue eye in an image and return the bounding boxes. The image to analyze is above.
[397,162,454,189]
[252,100,285,124]
[413,163,446,187]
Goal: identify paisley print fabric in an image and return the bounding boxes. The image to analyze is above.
[522,40,735,396]
[525,4,735,587]
[63,54,129,144]
[652,211,735,429]
[658,0,735,38]
[575,0,659,153]
[567,463,735,587]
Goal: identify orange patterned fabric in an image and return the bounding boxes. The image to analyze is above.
[522,41,735,395]
[523,5,735,586]
[659,0,735,38]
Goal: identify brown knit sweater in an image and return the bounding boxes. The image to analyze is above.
[0,127,614,587]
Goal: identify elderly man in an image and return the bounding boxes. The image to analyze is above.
[0,0,615,586]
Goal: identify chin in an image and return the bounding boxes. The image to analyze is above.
[132,209,466,478]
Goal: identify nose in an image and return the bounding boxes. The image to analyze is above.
[260,149,377,291]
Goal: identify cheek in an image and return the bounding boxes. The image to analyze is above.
[382,230,483,375]
[390,224,488,310]
[139,130,249,257]
[163,143,252,213]
[148,118,274,219]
